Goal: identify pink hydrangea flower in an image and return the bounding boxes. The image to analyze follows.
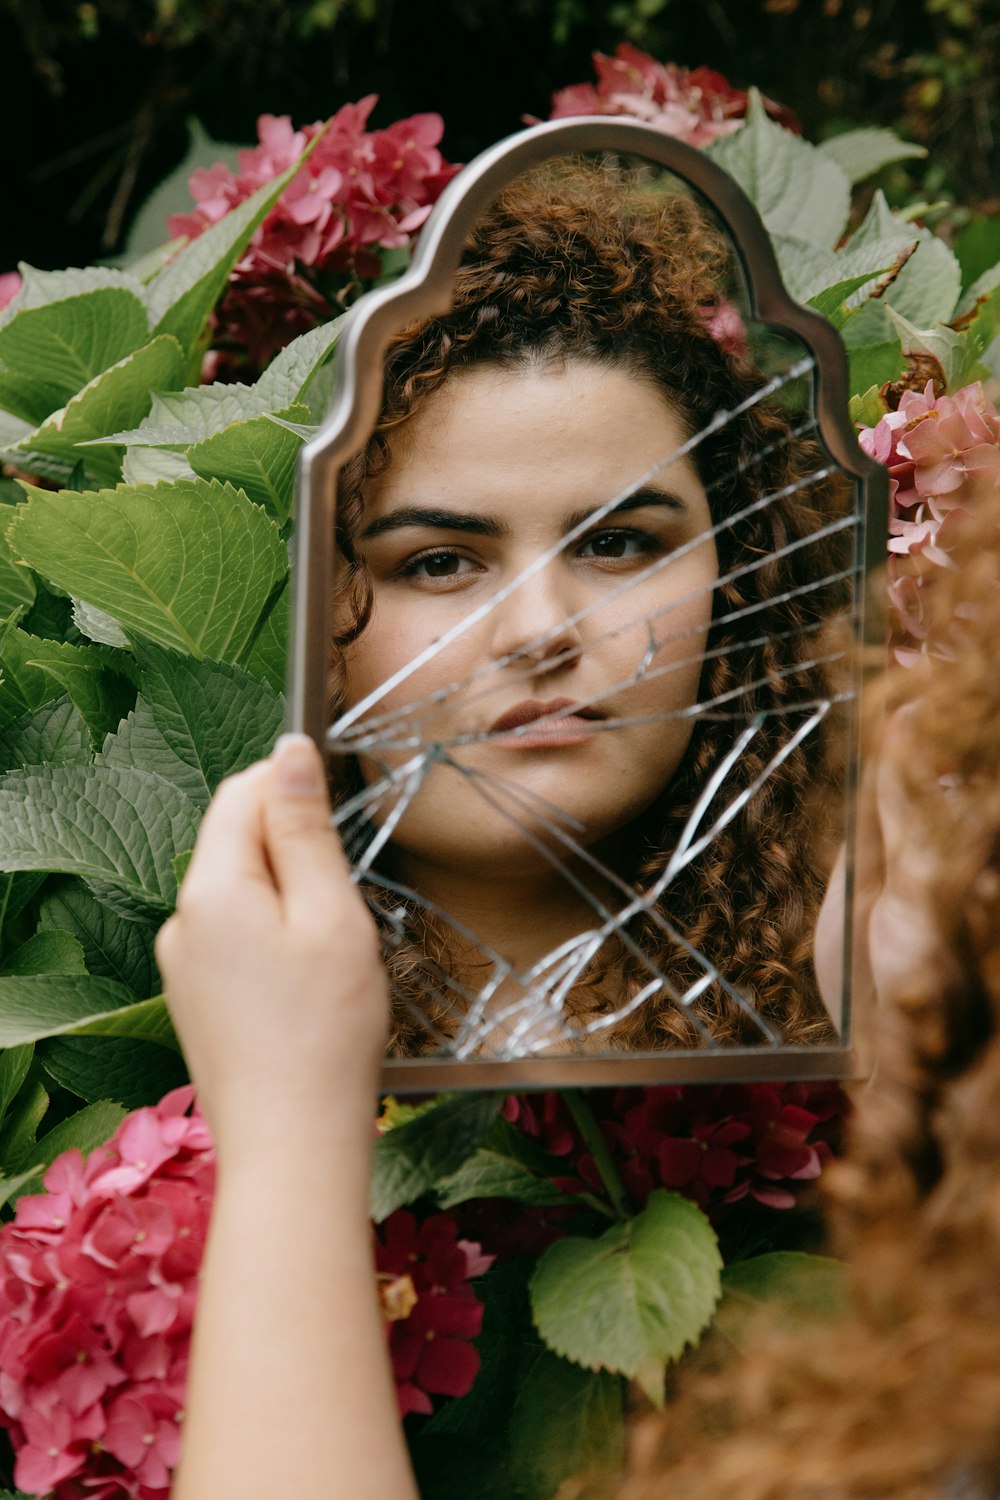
[167,99,460,374]
[0,271,21,312]
[859,380,1000,661]
[0,1089,492,1495]
[540,43,797,146]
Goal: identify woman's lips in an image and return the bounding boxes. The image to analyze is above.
[486,697,603,749]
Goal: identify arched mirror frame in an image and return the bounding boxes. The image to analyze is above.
[289,116,888,1092]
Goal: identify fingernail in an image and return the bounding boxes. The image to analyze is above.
[274,733,325,795]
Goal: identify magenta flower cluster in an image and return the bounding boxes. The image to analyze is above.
[168,98,459,373]
[0,1088,491,1497]
[544,43,797,146]
[859,380,1000,659]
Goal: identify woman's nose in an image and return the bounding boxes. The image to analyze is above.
[489,564,583,670]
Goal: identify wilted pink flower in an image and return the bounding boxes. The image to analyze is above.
[859,380,1000,660]
[168,100,460,374]
[540,44,797,146]
[0,271,21,312]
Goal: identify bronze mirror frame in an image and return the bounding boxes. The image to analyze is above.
[288,115,887,1092]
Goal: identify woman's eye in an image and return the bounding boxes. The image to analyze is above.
[578,529,654,560]
[401,550,477,580]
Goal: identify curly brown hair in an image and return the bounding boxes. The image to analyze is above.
[602,491,1000,1499]
[328,158,853,1054]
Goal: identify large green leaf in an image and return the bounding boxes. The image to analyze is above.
[707,91,850,249]
[145,140,319,359]
[99,696,214,806]
[127,641,284,803]
[530,1190,722,1398]
[0,694,92,773]
[0,278,151,425]
[844,235,962,347]
[507,1352,625,1500]
[0,620,136,741]
[0,975,173,1047]
[38,1034,187,1110]
[10,477,287,663]
[715,1251,847,1349]
[39,879,160,996]
[0,525,35,617]
[243,586,288,690]
[13,335,186,487]
[187,404,308,523]
[0,929,87,976]
[0,763,202,911]
[370,1092,502,1222]
[816,126,926,184]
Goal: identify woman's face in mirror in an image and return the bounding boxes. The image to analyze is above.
[340,357,718,879]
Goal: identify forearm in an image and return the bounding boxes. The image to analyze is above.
[173,1109,419,1500]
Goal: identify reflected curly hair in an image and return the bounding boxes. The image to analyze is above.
[329,158,852,1053]
[600,492,1000,1499]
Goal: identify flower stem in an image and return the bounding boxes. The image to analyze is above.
[561,1089,631,1222]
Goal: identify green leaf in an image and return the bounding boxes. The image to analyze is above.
[0,1045,33,1124]
[843,235,962,347]
[5,1099,128,1203]
[145,139,320,358]
[771,233,914,307]
[0,695,92,774]
[0,763,202,911]
[39,879,160,996]
[99,697,215,806]
[0,929,87,976]
[507,1352,625,1500]
[0,975,174,1048]
[252,315,346,411]
[38,1034,187,1109]
[847,342,907,402]
[72,598,131,648]
[849,384,891,429]
[529,1190,722,1394]
[370,1093,502,1222]
[715,1251,847,1349]
[13,335,187,487]
[10,477,287,664]
[435,1116,582,1209]
[707,90,850,248]
[122,445,198,485]
[816,126,926,184]
[0,525,36,617]
[0,1076,48,1173]
[955,216,1000,292]
[955,259,1000,320]
[0,620,136,742]
[187,404,309,523]
[884,305,988,389]
[424,1258,537,1437]
[129,641,284,802]
[242,586,288,690]
[844,189,907,250]
[0,278,151,425]
[125,117,244,260]
[0,874,46,942]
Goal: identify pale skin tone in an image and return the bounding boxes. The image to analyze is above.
[340,358,717,982]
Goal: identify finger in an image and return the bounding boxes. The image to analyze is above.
[180,761,273,902]
[261,734,352,923]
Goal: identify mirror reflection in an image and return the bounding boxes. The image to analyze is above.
[316,151,860,1067]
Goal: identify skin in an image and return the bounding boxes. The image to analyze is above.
[338,359,717,975]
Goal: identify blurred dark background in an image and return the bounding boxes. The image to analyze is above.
[3,0,998,273]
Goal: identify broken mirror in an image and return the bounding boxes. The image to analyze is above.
[287,117,887,1090]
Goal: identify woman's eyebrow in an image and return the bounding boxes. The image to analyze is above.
[360,505,509,540]
[565,487,689,532]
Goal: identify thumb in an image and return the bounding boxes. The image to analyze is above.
[262,734,350,919]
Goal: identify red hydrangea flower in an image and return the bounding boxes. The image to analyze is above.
[374,1210,493,1417]
[859,380,1000,661]
[167,99,460,374]
[0,1090,492,1495]
[541,43,797,146]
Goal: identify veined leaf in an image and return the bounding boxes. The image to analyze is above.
[0,284,151,426]
[707,90,850,249]
[844,234,962,347]
[14,335,186,487]
[885,305,989,390]
[507,1352,625,1500]
[530,1190,722,1397]
[187,404,309,523]
[772,234,916,308]
[0,696,93,774]
[39,879,160,996]
[0,524,36,617]
[38,1034,187,1110]
[98,697,209,806]
[370,1092,502,1222]
[0,929,87,976]
[0,977,174,1048]
[253,315,346,411]
[242,585,288,690]
[122,445,197,485]
[0,762,202,911]
[0,265,147,323]
[145,136,320,358]
[0,619,136,741]
[10,477,287,663]
[817,126,926,185]
[72,598,130,648]
[435,1116,582,1209]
